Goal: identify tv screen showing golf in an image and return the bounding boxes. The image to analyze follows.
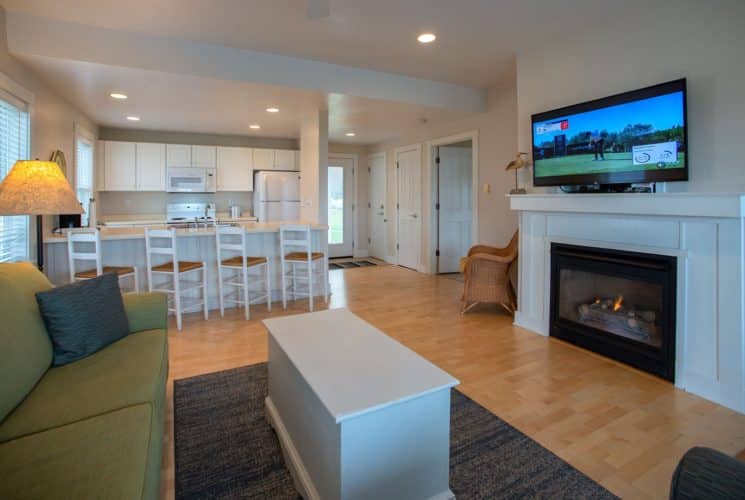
[531,79,688,187]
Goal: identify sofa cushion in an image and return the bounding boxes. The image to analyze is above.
[0,404,152,500]
[0,263,54,422]
[0,328,167,442]
[36,273,130,366]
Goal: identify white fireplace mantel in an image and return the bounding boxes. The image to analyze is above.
[510,192,745,413]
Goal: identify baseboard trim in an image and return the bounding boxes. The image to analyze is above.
[265,396,320,500]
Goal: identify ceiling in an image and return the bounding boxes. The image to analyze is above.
[18,55,470,143]
[2,0,643,88]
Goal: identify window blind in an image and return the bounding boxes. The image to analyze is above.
[75,137,93,226]
[0,96,30,263]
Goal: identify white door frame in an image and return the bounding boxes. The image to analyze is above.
[328,153,358,257]
[367,151,386,260]
[424,130,479,275]
[394,143,423,271]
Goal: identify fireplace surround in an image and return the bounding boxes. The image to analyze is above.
[509,192,745,413]
[549,243,676,381]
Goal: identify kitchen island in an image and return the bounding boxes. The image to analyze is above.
[44,222,329,310]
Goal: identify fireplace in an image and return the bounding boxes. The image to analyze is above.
[549,243,677,381]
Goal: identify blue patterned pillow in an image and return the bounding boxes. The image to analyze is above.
[36,273,130,366]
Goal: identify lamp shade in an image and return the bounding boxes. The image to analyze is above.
[0,160,83,215]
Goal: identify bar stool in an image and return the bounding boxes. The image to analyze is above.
[216,225,271,320]
[280,224,329,312]
[145,228,207,331]
[67,228,139,292]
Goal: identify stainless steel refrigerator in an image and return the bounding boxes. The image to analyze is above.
[253,171,301,222]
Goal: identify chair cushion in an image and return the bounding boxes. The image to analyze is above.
[221,256,267,267]
[0,405,152,500]
[75,265,135,279]
[36,273,130,366]
[0,328,167,442]
[151,260,203,272]
[0,263,54,422]
[285,251,324,261]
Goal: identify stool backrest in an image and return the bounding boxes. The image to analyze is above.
[216,225,246,261]
[67,228,102,282]
[145,228,177,271]
[279,224,312,262]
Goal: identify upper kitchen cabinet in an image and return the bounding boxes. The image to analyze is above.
[216,147,253,191]
[136,143,166,191]
[253,148,299,171]
[105,141,137,191]
[166,144,191,168]
[191,145,217,168]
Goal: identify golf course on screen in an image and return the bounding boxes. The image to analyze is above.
[533,92,686,179]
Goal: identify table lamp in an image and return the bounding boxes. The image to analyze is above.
[0,160,83,271]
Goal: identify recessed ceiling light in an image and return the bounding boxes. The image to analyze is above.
[417,33,436,44]
[345,132,356,137]
[126,116,140,121]
[266,107,280,113]
[109,92,128,100]
[249,124,261,129]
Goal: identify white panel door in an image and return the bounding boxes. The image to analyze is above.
[437,145,472,273]
[368,154,386,260]
[396,147,421,270]
[216,146,253,191]
[105,141,136,190]
[275,149,297,170]
[136,143,166,191]
[191,145,217,168]
[328,157,355,258]
[166,144,191,168]
[253,148,275,170]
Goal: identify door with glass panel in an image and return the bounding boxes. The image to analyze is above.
[327,157,354,258]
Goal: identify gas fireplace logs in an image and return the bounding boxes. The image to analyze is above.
[578,296,657,341]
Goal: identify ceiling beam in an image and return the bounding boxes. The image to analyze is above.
[6,12,486,112]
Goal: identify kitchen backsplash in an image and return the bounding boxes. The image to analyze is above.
[97,191,253,217]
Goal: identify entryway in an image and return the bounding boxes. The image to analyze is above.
[327,156,355,258]
[433,139,475,274]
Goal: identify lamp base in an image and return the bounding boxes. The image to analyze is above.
[36,214,44,272]
[509,188,527,195]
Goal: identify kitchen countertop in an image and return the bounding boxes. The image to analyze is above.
[100,212,258,227]
[45,221,328,243]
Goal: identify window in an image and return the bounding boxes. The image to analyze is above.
[0,93,30,263]
[75,134,94,226]
[327,166,344,245]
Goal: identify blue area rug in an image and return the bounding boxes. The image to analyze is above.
[174,363,616,499]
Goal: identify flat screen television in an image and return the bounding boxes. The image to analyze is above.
[531,79,688,188]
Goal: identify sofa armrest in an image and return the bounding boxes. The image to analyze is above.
[670,447,745,499]
[123,292,168,333]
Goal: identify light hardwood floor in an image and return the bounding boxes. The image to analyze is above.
[160,265,745,499]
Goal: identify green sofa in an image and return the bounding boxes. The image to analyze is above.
[0,262,168,500]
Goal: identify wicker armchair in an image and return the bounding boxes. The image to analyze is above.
[461,231,519,314]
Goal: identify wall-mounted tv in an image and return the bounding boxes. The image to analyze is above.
[532,79,688,187]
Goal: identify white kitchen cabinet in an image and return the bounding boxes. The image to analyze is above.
[275,149,298,171]
[136,143,166,191]
[95,140,106,191]
[217,146,253,191]
[105,141,137,191]
[166,144,191,168]
[253,148,299,171]
[253,148,275,171]
[191,145,217,168]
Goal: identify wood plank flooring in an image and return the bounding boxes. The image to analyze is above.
[160,265,745,499]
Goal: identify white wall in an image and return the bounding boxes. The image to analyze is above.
[0,7,98,260]
[369,68,518,270]
[516,0,745,192]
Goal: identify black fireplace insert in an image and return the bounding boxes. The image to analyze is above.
[550,243,677,381]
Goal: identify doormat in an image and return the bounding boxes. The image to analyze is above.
[329,260,378,270]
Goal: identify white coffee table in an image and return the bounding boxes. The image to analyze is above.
[263,308,459,500]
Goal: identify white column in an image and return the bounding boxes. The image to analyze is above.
[300,110,329,224]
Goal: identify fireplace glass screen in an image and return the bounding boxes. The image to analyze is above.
[557,269,663,348]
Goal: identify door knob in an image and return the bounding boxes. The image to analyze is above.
[411,213,418,218]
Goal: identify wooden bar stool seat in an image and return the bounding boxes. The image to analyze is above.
[150,260,204,273]
[284,251,324,261]
[66,229,139,292]
[221,256,268,267]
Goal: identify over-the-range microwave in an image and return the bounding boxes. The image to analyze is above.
[167,167,216,193]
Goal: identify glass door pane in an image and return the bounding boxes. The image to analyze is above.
[328,166,344,245]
